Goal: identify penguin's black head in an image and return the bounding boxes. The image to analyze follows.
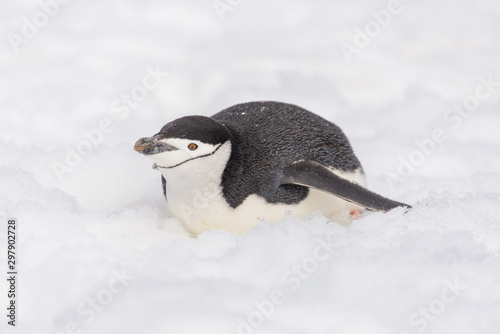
[134,116,232,169]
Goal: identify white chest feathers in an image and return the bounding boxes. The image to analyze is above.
[159,141,366,235]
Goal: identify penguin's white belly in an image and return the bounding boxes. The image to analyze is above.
[230,189,362,233]
[166,170,366,235]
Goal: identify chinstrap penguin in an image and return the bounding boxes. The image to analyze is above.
[134,101,411,234]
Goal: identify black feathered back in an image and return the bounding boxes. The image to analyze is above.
[212,101,363,208]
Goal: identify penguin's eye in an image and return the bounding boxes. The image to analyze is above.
[188,143,198,151]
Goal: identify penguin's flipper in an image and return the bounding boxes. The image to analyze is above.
[161,175,167,200]
[281,161,411,212]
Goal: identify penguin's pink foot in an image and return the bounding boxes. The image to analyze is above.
[350,210,361,220]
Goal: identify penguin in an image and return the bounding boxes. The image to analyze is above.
[134,101,410,234]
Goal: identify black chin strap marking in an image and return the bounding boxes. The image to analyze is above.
[157,144,223,169]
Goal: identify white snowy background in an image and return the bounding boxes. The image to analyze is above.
[1,0,500,333]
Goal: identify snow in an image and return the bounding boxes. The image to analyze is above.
[1,0,500,333]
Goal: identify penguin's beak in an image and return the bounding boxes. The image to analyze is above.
[134,135,177,155]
